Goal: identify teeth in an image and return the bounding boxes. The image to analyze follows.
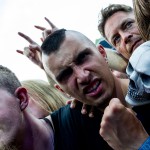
[87,81,99,93]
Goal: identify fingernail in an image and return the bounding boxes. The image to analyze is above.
[70,103,75,109]
[89,113,94,118]
[81,109,87,114]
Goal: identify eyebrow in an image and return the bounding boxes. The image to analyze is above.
[56,48,91,81]
[121,18,135,30]
[75,48,90,63]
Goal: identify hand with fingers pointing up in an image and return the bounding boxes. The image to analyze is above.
[35,17,59,41]
[17,32,44,69]
[17,18,59,69]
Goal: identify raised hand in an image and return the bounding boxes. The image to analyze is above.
[34,17,58,41]
[100,98,148,150]
[67,98,97,118]
[17,32,44,69]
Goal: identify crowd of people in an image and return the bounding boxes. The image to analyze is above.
[1,1,150,150]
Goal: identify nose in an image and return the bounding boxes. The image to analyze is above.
[74,66,90,85]
[122,32,133,44]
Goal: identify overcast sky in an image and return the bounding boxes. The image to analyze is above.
[0,0,132,81]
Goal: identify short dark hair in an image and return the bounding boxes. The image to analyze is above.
[98,4,133,38]
[0,65,21,95]
[41,28,66,55]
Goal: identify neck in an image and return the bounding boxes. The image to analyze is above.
[99,76,129,112]
[13,112,54,150]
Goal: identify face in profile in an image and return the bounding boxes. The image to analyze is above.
[104,11,143,60]
[0,89,23,149]
[43,31,115,108]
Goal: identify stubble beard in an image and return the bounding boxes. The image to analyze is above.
[0,141,19,150]
[0,145,18,150]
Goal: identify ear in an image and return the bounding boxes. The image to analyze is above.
[54,84,72,99]
[97,44,107,58]
[15,87,29,111]
[54,84,65,93]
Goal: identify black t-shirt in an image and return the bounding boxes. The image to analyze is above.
[51,103,112,150]
[133,103,150,134]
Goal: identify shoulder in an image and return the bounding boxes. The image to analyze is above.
[50,104,111,150]
[51,103,103,127]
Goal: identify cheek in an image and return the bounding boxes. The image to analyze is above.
[93,59,108,72]
[0,103,20,119]
[62,79,81,99]
[0,108,22,136]
[132,24,139,33]
[64,83,76,96]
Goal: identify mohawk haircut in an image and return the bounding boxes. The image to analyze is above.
[41,28,66,55]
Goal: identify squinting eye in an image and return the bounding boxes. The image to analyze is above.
[113,35,120,46]
[58,68,73,83]
[125,21,133,29]
[77,52,90,65]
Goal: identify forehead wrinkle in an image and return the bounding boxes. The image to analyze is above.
[56,34,82,67]
[59,49,78,70]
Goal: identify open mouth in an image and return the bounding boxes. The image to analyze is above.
[84,80,102,97]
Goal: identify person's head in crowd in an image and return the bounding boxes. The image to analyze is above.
[0,65,29,150]
[133,0,150,41]
[21,79,67,118]
[41,29,127,109]
[124,0,150,106]
[98,4,144,60]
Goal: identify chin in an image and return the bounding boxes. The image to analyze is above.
[95,100,108,110]
[97,95,112,109]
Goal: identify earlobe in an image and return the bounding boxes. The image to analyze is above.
[97,44,107,58]
[15,87,29,111]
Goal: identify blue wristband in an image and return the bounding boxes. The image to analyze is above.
[139,137,150,150]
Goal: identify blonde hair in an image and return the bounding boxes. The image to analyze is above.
[133,0,150,41]
[21,79,68,114]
